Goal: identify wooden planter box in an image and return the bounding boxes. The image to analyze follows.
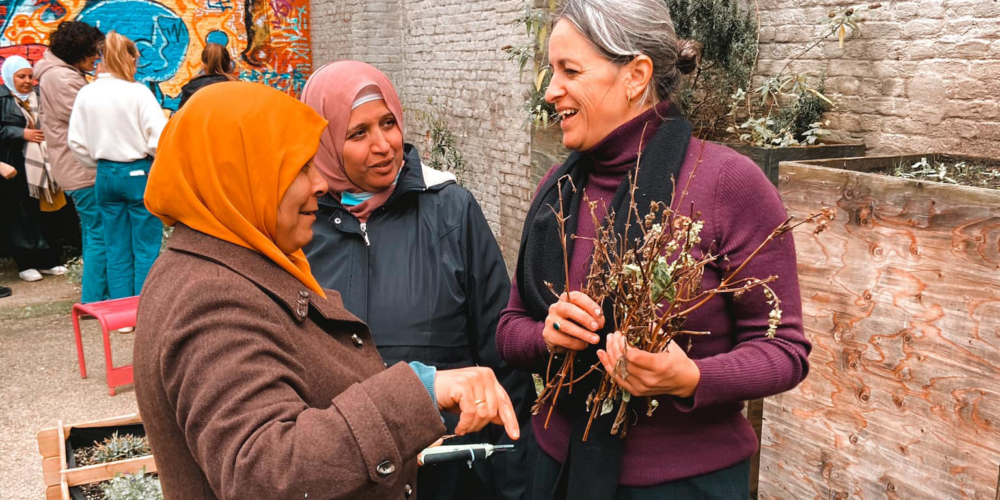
[531,126,866,190]
[722,140,866,186]
[530,124,569,188]
[37,413,157,500]
[762,154,1000,499]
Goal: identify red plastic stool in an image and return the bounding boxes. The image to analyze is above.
[71,296,140,396]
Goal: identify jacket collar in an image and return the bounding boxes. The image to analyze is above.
[0,86,38,100]
[318,144,453,210]
[35,50,88,80]
[166,224,364,325]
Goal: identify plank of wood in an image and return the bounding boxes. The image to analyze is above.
[62,455,158,486]
[57,421,68,500]
[45,485,61,500]
[762,160,1000,500]
[42,456,61,486]
[37,428,59,459]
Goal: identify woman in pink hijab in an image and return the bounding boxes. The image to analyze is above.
[301,61,532,500]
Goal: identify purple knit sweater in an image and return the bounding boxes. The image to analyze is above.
[496,104,811,487]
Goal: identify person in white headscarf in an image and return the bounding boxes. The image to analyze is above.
[0,55,66,282]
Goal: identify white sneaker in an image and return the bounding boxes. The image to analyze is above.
[40,265,68,276]
[118,327,135,334]
[19,269,43,282]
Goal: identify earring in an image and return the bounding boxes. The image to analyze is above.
[626,92,634,107]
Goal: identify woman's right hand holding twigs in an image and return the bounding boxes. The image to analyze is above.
[543,291,605,352]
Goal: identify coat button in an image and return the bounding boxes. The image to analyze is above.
[376,460,395,477]
[351,334,364,349]
[334,217,342,224]
[299,290,310,298]
[404,484,413,497]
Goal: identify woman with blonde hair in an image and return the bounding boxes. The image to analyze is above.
[178,43,237,109]
[69,31,168,303]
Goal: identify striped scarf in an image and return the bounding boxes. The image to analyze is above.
[16,94,58,203]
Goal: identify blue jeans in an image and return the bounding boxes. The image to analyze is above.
[96,158,162,299]
[66,187,110,304]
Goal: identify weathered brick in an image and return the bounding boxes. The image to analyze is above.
[313,0,1000,247]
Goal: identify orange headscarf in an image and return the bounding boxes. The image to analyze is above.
[145,81,328,297]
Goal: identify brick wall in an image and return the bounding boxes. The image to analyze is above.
[756,0,1000,157]
[310,0,534,270]
[310,0,1000,267]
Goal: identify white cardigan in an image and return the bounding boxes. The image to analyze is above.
[68,73,168,167]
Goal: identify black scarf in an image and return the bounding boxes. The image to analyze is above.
[515,105,691,498]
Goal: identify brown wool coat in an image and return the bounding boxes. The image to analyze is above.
[133,225,447,500]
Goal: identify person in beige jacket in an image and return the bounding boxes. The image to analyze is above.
[34,21,107,303]
[135,82,519,500]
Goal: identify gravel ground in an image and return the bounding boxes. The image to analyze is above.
[0,260,139,500]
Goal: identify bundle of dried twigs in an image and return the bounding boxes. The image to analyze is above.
[531,140,834,440]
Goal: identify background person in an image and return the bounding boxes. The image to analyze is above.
[495,1,811,498]
[35,20,107,302]
[69,31,167,300]
[301,60,534,500]
[0,55,66,282]
[177,43,237,109]
[135,81,519,500]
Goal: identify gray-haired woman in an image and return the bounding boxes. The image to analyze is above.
[496,0,811,499]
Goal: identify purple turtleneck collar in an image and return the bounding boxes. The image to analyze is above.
[583,100,673,173]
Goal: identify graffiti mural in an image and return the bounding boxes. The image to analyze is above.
[0,0,311,110]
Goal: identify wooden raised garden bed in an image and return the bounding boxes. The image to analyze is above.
[762,153,1000,499]
[722,139,866,187]
[37,413,157,500]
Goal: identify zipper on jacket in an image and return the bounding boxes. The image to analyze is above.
[359,222,371,246]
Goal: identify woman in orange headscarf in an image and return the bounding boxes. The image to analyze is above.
[134,81,519,500]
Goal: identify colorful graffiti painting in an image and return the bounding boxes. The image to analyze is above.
[0,0,311,110]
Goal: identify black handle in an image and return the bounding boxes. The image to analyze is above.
[420,448,489,466]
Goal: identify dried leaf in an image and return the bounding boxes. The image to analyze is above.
[535,67,549,92]
[601,397,614,416]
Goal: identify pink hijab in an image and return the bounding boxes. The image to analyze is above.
[301,61,405,222]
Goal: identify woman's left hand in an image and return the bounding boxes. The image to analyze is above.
[596,332,701,398]
[23,129,44,143]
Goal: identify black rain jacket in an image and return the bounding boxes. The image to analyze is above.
[305,145,532,500]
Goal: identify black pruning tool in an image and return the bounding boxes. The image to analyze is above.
[417,443,515,469]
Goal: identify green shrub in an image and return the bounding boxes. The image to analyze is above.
[91,432,151,464]
[667,0,759,140]
[101,469,163,500]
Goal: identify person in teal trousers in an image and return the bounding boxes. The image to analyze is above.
[68,31,167,299]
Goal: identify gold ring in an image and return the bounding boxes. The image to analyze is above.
[474,399,485,405]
